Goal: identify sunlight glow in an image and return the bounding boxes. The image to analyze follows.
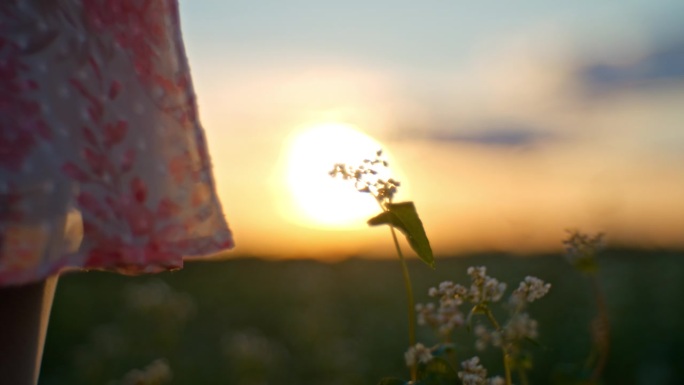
[282,123,387,230]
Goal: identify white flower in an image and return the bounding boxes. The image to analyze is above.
[417,296,465,336]
[458,356,488,385]
[474,324,502,351]
[436,298,465,335]
[465,266,506,304]
[120,359,172,385]
[474,325,489,351]
[416,303,436,326]
[428,281,467,300]
[488,375,505,385]
[562,230,604,262]
[439,280,455,292]
[482,277,507,303]
[404,343,433,367]
[512,276,551,303]
[504,312,539,341]
[467,266,487,283]
[421,281,468,336]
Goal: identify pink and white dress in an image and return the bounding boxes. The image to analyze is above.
[0,0,234,286]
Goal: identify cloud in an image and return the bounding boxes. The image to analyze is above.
[395,123,558,149]
[578,41,684,95]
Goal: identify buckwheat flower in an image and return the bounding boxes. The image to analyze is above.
[468,266,487,285]
[482,277,507,303]
[436,298,465,335]
[416,298,464,336]
[120,358,172,385]
[416,302,437,327]
[488,376,505,385]
[474,324,489,351]
[463,266,507,304]
[512,276,551,304]
[404,343,433,367]
[562,230,605,262]
[504,312,539,341]
[439,280,456,295]
[468,277,506,304]
[458,356,488,385]
[428,281,468,300]
[330,150,400,205]
[474,324,502,351]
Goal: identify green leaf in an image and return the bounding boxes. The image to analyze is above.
[367,201,435,268]
[377,378,408,385]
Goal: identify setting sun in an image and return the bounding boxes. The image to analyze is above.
[280,123,390,230]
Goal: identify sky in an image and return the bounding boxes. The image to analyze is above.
[178,1,684,259]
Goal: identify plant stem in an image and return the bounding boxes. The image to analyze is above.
[484,309,501,330]
[485,309,512,385]
[390,225,417,382]
[589,274,610,383]
[518,366,530,385]
[503,354,513,385]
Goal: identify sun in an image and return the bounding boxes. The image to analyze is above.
[280,123,390,230]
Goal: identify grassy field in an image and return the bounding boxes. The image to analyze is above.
[39,250,684,385]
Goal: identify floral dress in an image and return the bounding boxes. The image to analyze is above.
[0,0,234,286]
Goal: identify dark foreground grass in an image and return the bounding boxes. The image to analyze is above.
[40,250,684,385]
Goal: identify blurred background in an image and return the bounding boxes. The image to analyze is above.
[41,1,683,384]
[41,253,684,385]
[178,0,683,258]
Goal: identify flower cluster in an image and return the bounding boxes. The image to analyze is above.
[419,280,467,336]
[474,324,502,351]
[416,300,465,337]
[474,276,548,351]
[467,266,507,304]
[426,266,507,306]
[123,279,196,328]
[428,280,467,299]
[506,312,539,342]
[418,269,550,345]
[458,356,488,385]
[457,357,504,385]
[511,276,552,304]
[563,230,604,263]
[119,358,172,385]
[414,267,552,384]
[474,311,540,353]
[404,343,434,367]
[329,150,400,205]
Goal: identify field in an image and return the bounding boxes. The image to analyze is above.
[40,250,684,385]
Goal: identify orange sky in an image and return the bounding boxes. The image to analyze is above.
[180,2,684,259]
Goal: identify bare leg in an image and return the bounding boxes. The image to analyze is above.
[0,276,58,385]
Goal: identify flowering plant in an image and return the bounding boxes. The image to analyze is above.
[331,150,555,385]
[331,150,434,381]
[404,267,551,385]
